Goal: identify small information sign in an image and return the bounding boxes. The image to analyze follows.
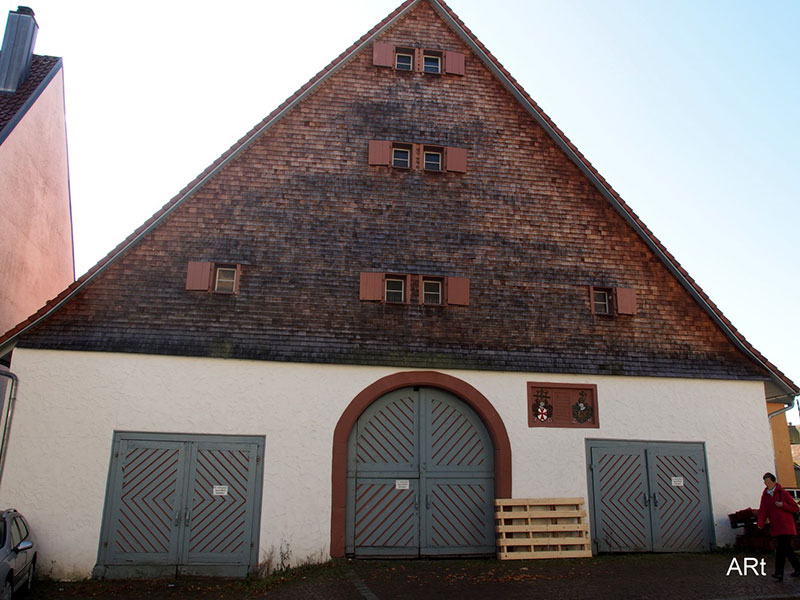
[213,485,229,496]
[671,477,684,487]
[395,480,409,490]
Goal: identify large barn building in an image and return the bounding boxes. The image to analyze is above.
[0,0,796,579]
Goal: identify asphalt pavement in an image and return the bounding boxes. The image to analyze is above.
[28,551,800,600]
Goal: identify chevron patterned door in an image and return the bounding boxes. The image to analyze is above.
[420,388,495,555]
[588,441,712,553]
[647,445,712,552]
[590,445,652,552]
[99,433,263,576]
[347,387,494,557]
[181,441,261,569]
[105,439,189,565]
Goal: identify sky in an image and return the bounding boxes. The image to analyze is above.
[4,0,799,418]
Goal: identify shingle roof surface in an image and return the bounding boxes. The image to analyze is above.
[0,54,60,137]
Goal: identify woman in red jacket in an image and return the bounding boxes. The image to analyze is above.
[757,472,800,581]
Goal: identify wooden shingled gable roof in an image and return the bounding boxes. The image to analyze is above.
[0,0,796,399]
[0,53,62,145]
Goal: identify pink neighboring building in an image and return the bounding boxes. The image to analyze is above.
[0,6,74,340]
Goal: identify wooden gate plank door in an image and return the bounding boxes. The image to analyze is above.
[348,386,496,557]
[104,439,188,566]
[351,388,420,557]
[181,441,261,572]
[98,432,264,578]
[646,444,712,552]
[421,388,495,556]
[353,478,420,556]
[590,445,652,552]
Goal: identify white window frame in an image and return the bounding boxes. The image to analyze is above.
[423,53,441,73]
[593,288,612,315]
[392,146,411,169]
[214,266,237,294]
[395,52,413,71]
[385,277,405,303]
[423,150,442,171]
[422,279,443,305]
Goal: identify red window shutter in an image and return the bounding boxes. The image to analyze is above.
[446,277,470,306]
[373,42,394,67]
[414,48,423,72]
[444,51,465,75]
[360,272,384,301]
[446,147,467,173]
[368,140,392,166]
[186,261,212,291]
[418,275,424,305]
[616,287,638,315]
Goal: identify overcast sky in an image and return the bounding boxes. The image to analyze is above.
[5,0,798,418]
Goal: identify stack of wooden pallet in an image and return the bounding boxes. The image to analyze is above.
[495,497,592,560]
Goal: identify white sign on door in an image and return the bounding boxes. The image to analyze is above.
[395,480,409,490]
[213,485,229,496]
[671,477,684,487]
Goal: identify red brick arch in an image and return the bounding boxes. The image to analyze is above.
[330,371,512,557]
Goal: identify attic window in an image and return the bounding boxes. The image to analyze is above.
[360,273,469,306]
[373,42,464,76]
[592,287,612,315]
[214,266,238,293]
[423,148,443,171]
[392,145,412,169]
[590,286,638,316]
[385,277,406,303]
[369,141,467,173]
[422,278,443,305]
[395,51,413,71]
[186,261,241,295]
[423,52,442,74]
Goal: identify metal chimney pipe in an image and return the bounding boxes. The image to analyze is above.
[0,6,39,93]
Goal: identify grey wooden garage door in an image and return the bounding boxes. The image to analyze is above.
[587,440,713,553]
[346,387,495,557]
[95,432,264,578]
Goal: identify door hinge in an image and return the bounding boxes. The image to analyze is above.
[256,456,261,463]
[103,541,108,548]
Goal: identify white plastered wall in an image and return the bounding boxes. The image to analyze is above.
[0,349,773,578]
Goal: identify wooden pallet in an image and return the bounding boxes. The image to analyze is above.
[495,497,592,560]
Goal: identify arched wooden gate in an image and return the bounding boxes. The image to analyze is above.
[345,386,495,557]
